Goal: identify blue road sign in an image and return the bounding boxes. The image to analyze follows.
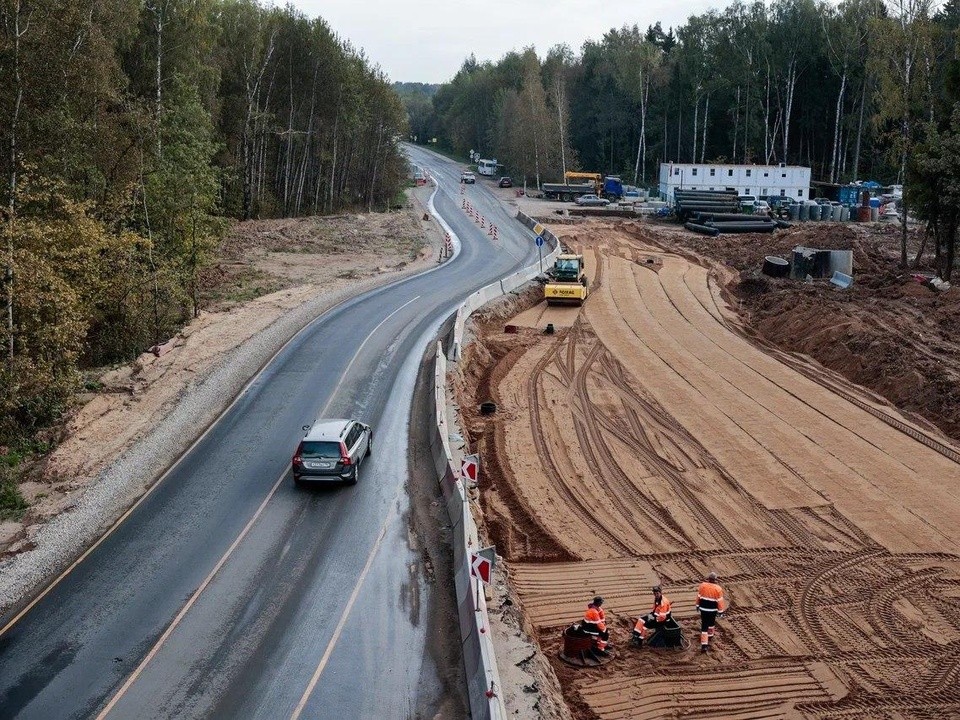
[535,235,544,247]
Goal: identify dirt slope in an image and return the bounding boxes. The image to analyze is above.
[459,223,960,719]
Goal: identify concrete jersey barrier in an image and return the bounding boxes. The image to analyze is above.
[429,211,561,718]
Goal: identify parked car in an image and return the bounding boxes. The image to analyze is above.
[498,176,513,188]
[754,200,772,215]
[460,171,476,184]
[292,418,372,486]
[575,194,610,207]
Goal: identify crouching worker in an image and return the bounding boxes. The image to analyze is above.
[632,585,672,647]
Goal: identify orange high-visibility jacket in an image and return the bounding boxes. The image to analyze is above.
[584,607,606,632]
[633,596,672,632]
[696,582,726,612]
[651,596,672,623]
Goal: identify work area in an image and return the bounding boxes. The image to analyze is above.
[454,215,960,719]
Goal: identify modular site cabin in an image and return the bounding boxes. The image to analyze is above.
[659,162,811,202]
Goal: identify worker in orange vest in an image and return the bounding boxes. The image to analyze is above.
[583,596,609,654]
[695,572,727,652]
[632,585,672,647]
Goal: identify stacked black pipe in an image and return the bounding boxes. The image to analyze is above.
[685,210,782,235]
[674,189,739,221]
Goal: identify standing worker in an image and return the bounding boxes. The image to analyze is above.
[632,585,672,647]
[695,572,727,652]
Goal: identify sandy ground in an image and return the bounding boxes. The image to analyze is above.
[458,222,960,719]
[0,186,444,571]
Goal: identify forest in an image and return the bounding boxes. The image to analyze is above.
[413,0,959,195]
[0,0,408,462]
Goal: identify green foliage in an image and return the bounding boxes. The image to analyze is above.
[0,472,28,522]
[420,0,953,186]
[0,1,407,448]
[908,105,960,279]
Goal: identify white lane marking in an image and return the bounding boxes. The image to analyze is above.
[0,277,337,640]
[97,294,420,717]
[289,502,398,720]
[317,295,420,417]
[95,470,289,719]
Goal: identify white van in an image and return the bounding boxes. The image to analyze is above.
[477,159,497,176]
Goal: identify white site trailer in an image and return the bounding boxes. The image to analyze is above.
[659,162,811,202]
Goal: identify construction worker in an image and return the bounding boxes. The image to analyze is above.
[632,585,672,647]
[695,572,727,652]
[583,596,609,654]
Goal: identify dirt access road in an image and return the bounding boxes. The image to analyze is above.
[459,222,960,719]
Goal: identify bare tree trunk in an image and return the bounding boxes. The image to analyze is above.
[368,121,384,211]
[763,62,771,162]
[294,62,320,215]
[632,69,643,184]
[913,224,928,268]
[242,31,275,220]
[328,88,342,213]
[641,73,650,182]
[691,93,699,166]
[829,68,847,184]
[149,1,165,159]
[733,85,741,161]
[744,50,752,162]
[283,58,295,213]
[852,76,867,181]
[701,93,709,163]
[782,59,797,162]
[5,0,27,364]
[676,104,681,161]
[554,73,568,178]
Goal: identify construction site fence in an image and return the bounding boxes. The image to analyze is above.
[431,211,560,718]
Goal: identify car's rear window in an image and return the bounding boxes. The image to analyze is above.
[301,441,341,458]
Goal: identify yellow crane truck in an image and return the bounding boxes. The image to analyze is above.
[544,254,588,305]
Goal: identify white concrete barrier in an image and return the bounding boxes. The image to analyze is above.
[429,212,564,717]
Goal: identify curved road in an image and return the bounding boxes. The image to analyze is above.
[0,145,537,719]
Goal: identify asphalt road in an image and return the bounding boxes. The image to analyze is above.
[0,145,539,720]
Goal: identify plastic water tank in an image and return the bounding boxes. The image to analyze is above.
[788,204,800,221]
[832,205,842,221]
[799,203,809,221]
[840,206,850,221]
[870,206,879,221]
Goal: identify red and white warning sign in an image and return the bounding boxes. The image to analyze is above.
[461,454,479,484]
[470,546,496,585]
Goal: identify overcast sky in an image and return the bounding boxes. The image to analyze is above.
[291,1,718,84]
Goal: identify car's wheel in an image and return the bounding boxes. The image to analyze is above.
[345,466,358,486]
[293,475,304,488]
[365,434,373,458]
